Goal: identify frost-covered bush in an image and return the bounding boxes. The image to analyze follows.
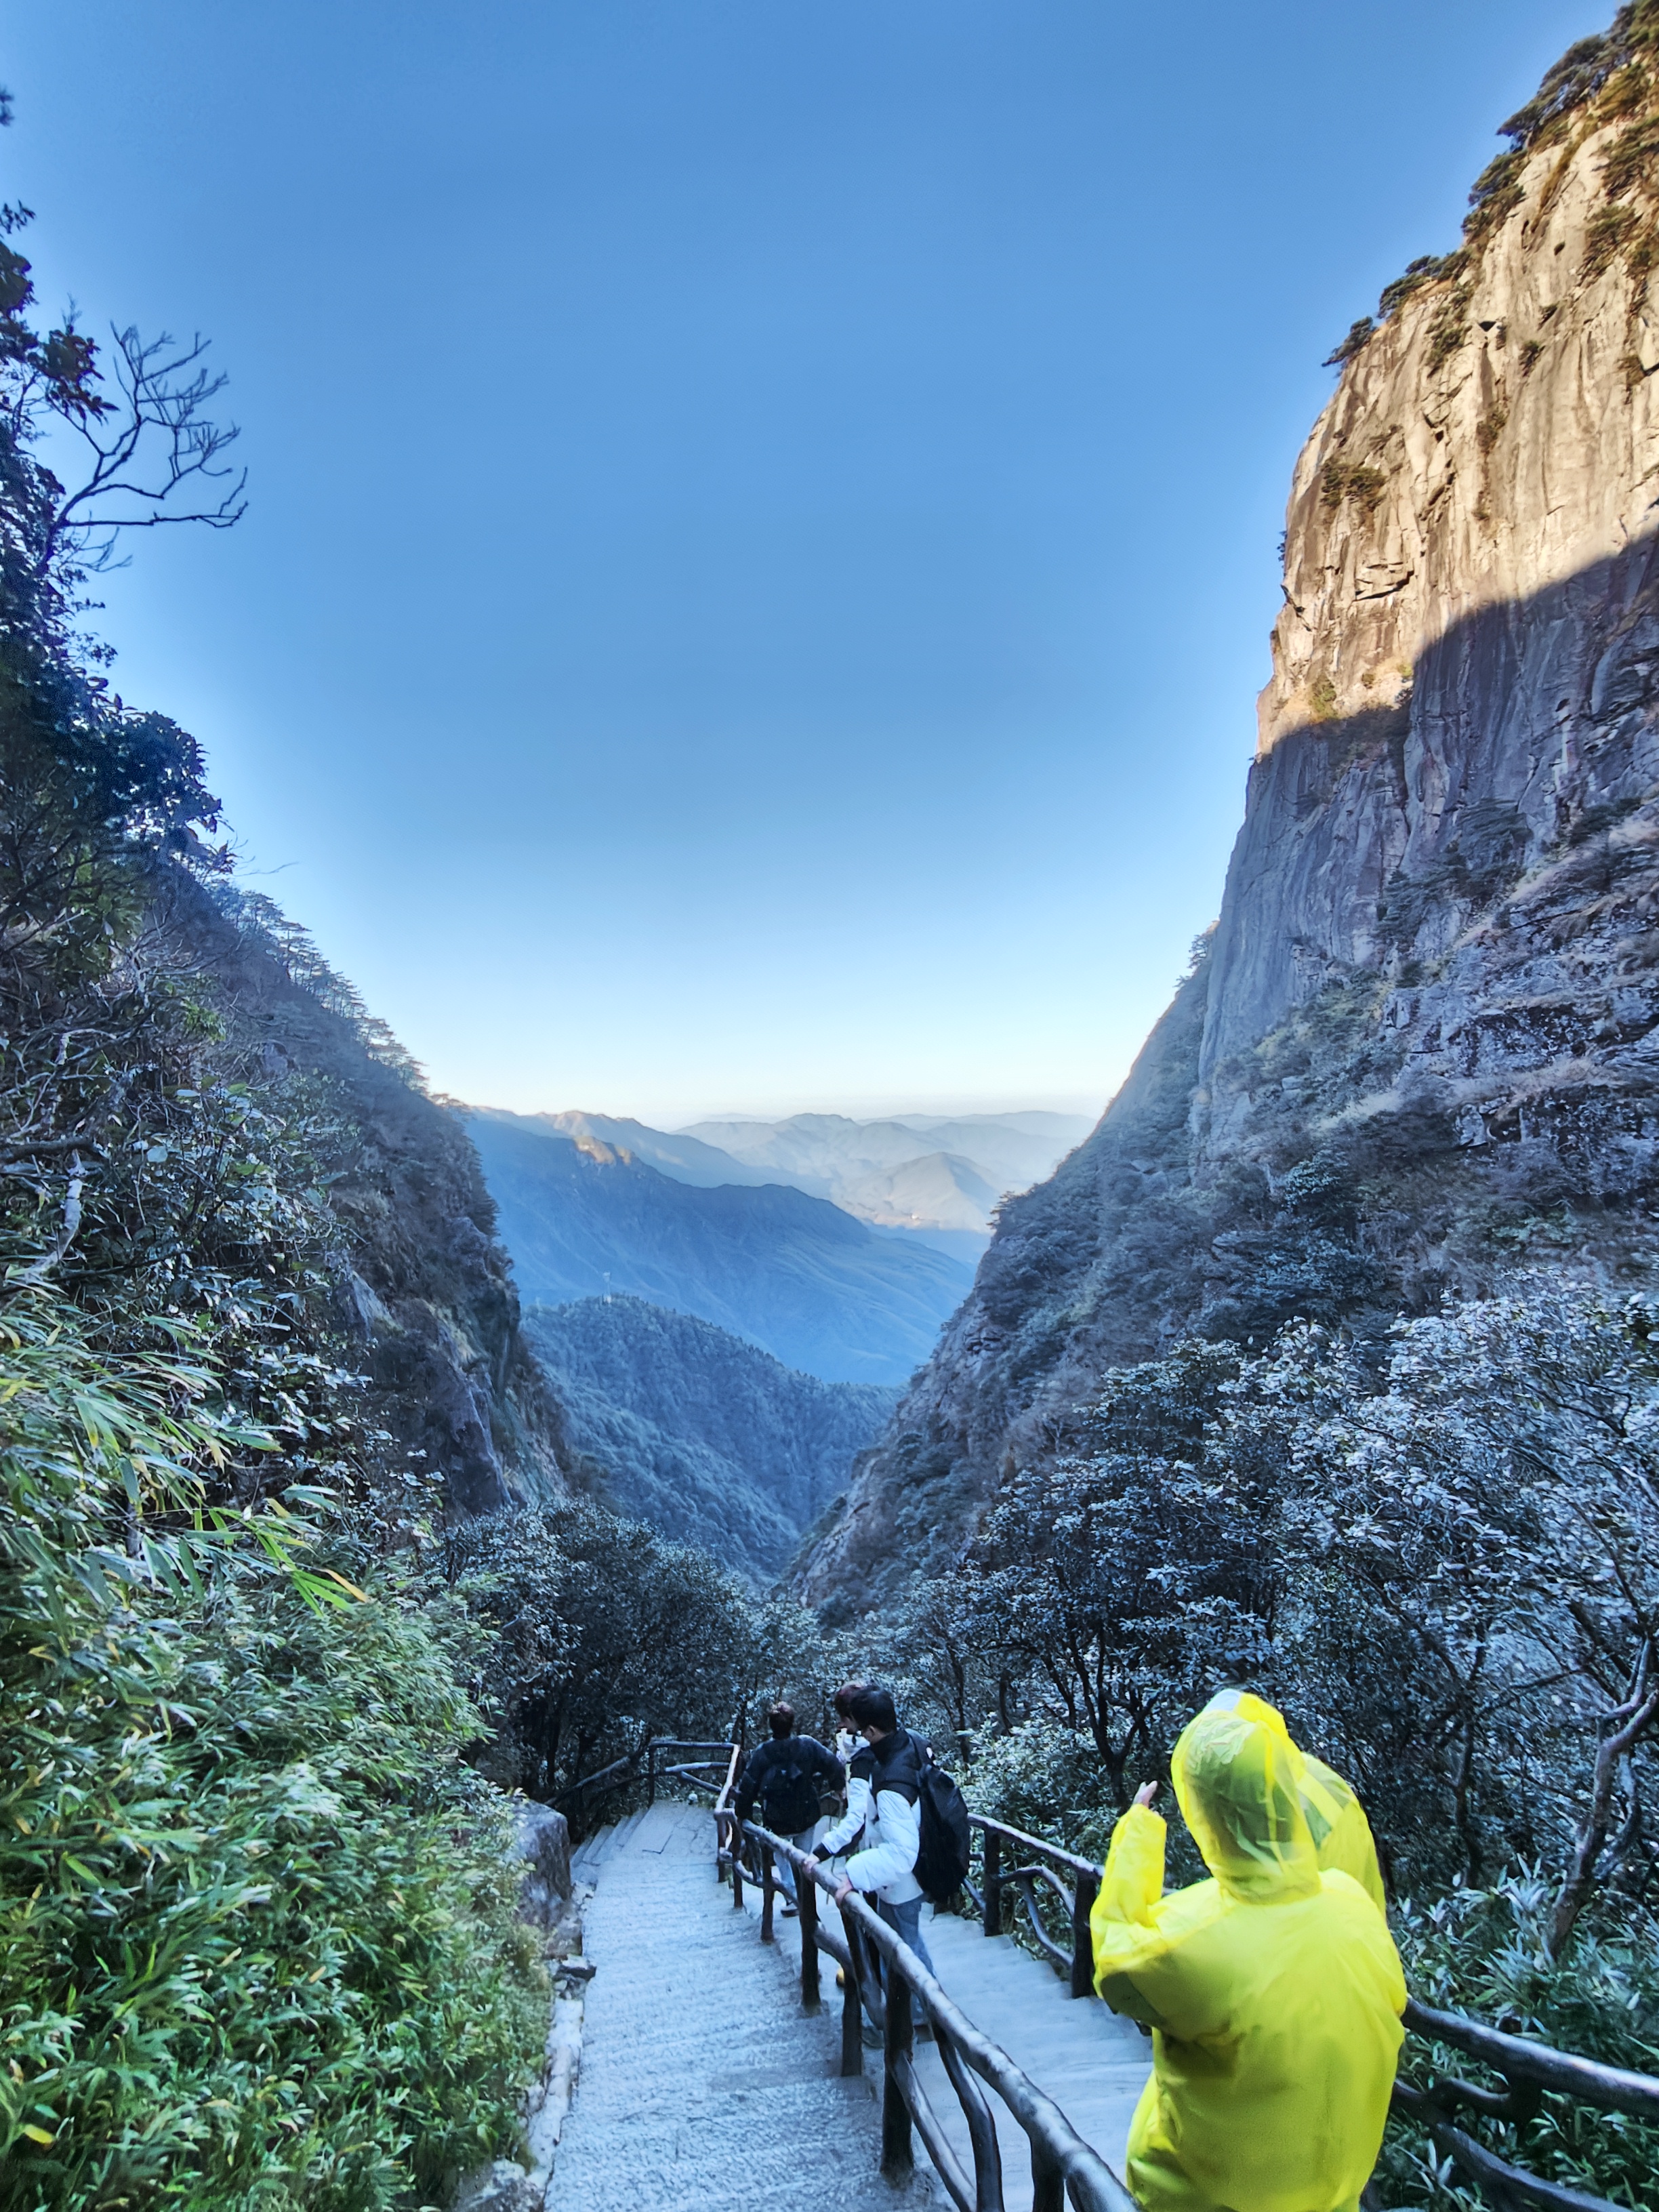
[1379,1873,1659,2209]
[960,1718,1122,1862]
[895,1273,1659,2087]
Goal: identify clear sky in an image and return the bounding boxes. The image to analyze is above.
[0,0,1607,1126]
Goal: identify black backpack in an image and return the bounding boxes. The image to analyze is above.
[761,1746,827,1836]
[912,1740,972,1903]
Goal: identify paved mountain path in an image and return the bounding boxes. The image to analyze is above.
[558,1802,937,2209]
[559,1803,1149,2211]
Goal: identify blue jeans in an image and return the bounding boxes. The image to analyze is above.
[878,1893,935,1977]
[773,1829,816,1902]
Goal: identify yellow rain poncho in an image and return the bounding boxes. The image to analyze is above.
[1299,1750,1386,1917]
[1091,1693,1405,2212]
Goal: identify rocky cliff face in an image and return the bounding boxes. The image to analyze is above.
[798,11,1659,1616]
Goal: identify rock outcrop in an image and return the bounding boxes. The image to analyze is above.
[798,10,1659,1616]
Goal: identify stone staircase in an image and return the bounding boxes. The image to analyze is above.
[555,1801,939,2208]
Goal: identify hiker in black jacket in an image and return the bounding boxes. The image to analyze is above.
[735,1702,841,1917]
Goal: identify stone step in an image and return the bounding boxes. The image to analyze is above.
[571,1805,650,1883]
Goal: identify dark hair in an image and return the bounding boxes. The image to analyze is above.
[768,1700,796,1738]
[846,1685,897,1733]
[832,1680,869,1719]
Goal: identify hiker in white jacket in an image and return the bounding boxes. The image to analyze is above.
[819,1683,935,1975]
[819,1681,874,1858]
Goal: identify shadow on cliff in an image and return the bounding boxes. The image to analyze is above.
[796,531,1659,1616]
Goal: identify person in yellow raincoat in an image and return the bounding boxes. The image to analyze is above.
[1091,1691,1405,2212]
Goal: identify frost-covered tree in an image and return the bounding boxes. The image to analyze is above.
[956,1341,1278,1809]
[1248,1286,1659,1944]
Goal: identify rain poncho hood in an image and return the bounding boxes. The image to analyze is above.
[1298,1749,1387,1917]
[1092,1693,1405,2212]
[1171,1689,1321,1903]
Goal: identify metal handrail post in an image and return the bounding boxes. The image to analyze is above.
[983,1823,1002,1938]
[838,1896,865,2078]
[798,1866,821,2010]
[745,1820,1135,2212]
[760,1838,776,1943]
[1031,2139,1065,2212]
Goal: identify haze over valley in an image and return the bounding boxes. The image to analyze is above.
[466,1104,1091,1557]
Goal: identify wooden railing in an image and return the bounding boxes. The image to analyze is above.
[959,1814,1659,2212]
[968,1814,1101,2000]
[716,1802,1135,2212]
[1393,1994,1659,2212]
[558,1736,735,1819]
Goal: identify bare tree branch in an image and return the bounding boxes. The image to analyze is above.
[35,325,245,576]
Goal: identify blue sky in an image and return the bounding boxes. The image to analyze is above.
[0,0,1607,1124]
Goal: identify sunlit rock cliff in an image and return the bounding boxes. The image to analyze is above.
[798,13,1659,1615]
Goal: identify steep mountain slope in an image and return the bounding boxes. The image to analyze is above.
[466,1113,971,1385]
[799,16,1659,1613]
[523,1295,896,1577]
[189,888,577,1515]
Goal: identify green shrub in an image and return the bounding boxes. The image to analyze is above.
[1426,286,1473,373]
[1585,204,1641,279]
[1379,1875,1659,2209]
[1318,459,1389,519]
[1307,674,1340,722]
[1323,316,1375,369]
[0,1307,544,2212]
[1475,402,1508,454]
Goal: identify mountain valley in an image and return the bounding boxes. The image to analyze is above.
[523,1294,895,1579]
[466,1109,975,1386]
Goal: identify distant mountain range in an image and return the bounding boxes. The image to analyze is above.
[467,1111,973,1385]
[525,1295,895,1579]
[681,1111,1092,1253]
[476,1105,1094,1261]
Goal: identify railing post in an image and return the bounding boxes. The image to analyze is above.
[1030,2138,1064,2212]
[647,1741,656,1807]
[732,1824,745,1910]
[1071,1866,1098,1999]
[798,1865,821,2009]
[760,1839,776,1943]
[882,1952,914,2178]
[838,1902,865,2078]
[983,1824,1002,1938]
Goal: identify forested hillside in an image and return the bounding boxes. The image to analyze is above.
[466,1110,970,1384]
[523,1295,895,1578]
